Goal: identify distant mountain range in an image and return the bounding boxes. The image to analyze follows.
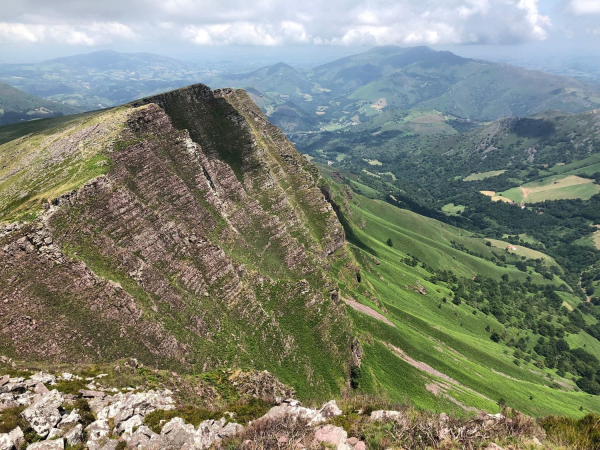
[0,50,207,112]
[209,45,600,134]
[1,46,599,129]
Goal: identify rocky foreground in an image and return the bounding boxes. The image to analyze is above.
[0,368,549,450]
[0,370,364,449]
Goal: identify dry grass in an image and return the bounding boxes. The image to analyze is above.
[219,415,315,449]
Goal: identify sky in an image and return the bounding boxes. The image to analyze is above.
[0,0,599,63]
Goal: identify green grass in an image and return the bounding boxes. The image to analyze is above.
[0,106,127,222]
[464,170,506,181]
[442,203,466,215]
[0,110,100,145]
[496,175,600,205]
[328,186,600,417]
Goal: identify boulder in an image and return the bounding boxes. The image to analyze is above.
[97,390,174,429]
[316,400,343,421]
[313,424,347,446]
[8,427,24,448]
[0,393,19,411]
[116,414,143,435]
[123,425,158,449]
[79,390,106,399]
[370,410,402,422]
[25,439,64,449]
[194,418,243,448]
[33,384,49,396]
[57,410,80,430]
[47,428,63,440]
[0,380,25,395]
[260,399,342,426]
[30,373,56,385]
[0,434,13,450]
[159,417,196,449]
[85,419,111,441]
[99,440,120,450]
[21,390,64,437]
[64,424,83,446]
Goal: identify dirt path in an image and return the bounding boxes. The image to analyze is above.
[342,298,396,327]
[520,187,530,205]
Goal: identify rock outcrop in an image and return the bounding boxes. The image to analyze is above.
[0,83,352,399]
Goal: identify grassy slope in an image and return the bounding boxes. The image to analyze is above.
[0,108,124,223]
[328,183,600,418]
[0,110,102,145]
[0,81,81,125]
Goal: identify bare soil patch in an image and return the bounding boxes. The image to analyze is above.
[342,298,395,327]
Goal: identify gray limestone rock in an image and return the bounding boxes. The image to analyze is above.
[21,390,64,437]
[0,434,13,450]
[63,424,83,446]
[123,425,158,449]
[85,419,111,442]
[25,439,64,449]
[8,427,24,448]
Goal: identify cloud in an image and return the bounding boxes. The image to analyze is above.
[0,0,552,47]
[0,21,136,45]
[570,0,600,15]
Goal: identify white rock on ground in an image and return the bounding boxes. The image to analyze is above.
[85,419,111,442]
[116,414,144,435]
[9,427,24,448]
[21,390,64,437]
[97,390,175,430]
[194,417,244,448]
[260,399,342,426]
[0,434,13,450]
[370,410,402,421]
[25,438,64,449]
[29,373,56,385]
[64,423,83,446]
[123,425,158,449]
[57,410,80,430]
[47,427,64,440]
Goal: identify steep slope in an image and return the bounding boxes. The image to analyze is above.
[0,80,80,125]
[324,181,600,417]
[0,84,351,400]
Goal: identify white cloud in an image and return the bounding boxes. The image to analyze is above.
[0,0,553,47]
[0,21,136,45]
[570,0,600,15]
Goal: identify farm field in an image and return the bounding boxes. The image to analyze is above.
[480,190,515,203]
[464,170,507,181]
[485,238,558,266]
[495,175,600,205]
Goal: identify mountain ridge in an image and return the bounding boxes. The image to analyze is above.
[0,83,353,400]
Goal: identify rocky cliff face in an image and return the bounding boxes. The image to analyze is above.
[0,85,350,399]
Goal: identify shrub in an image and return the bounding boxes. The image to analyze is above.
[541,413,600,449]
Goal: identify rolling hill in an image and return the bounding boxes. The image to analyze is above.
[0,50,207,110]
[0,80,80,125]
[211,45,600,134]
